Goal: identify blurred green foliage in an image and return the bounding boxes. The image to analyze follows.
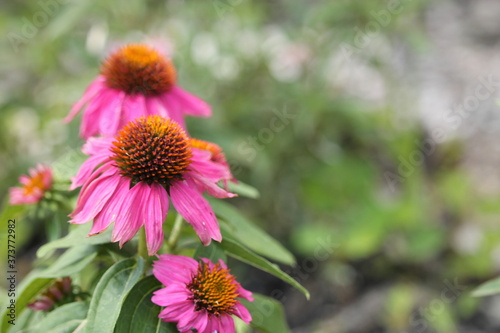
[2,0,500,332]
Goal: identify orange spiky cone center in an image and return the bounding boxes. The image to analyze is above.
[101,44,176,96]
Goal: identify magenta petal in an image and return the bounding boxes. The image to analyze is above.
[169,86,212,117]
[122,94,146,125]
[159,302,196,323]
[152,254,198,285]
[169,181,222,245]
[19,175,31,185]
[232,303,252,323]
[111,182,150,246]
[144,183,169,255]
[177,311,208,333]
[204,317,223,333]
[90,176,131,235]
[237,285,254,302]
[96,88,126,137]
[78,87,113,139]
[145,96,168,117]
[70,153,110,190]
[64,76,105,123]
[160,93,187,129]
[70,173,121,224]
[218,314,236,333]
[187,173,236,199]
[152,285,191,307]
[71,162,117,212]
[190,152,232,182]
[81,136,114,155]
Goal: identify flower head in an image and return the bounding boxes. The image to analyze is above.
[69,116,235,255]
[28,277,73,311]
[9,164,53,205]
[152,254,253,333]
[65,44,211,139]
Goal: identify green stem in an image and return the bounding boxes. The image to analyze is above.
[167,214,184,253]
[138,227,148,261]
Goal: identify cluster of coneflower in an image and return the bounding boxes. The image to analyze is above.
[11,44,252,333]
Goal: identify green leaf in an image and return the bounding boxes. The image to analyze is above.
[219,238,309,300]
[37,223,112,258]
[5,307,44,333]
[1,273,53,333]
[227,181,260,199]
[194,241,227,262]
[242,294,290,333]
[209,199,295,265]
[31,302,89,333]
[114,275,178,333]
[39,245,97,278]
[472,276,500,297]
[84,258,144,333]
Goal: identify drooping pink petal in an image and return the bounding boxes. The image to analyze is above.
[232,303,252,323]
[204,317,223,333]
[78,87,115,139]
[177,311,208,333]
[70,173,122,224]
[121,94,146,126]
[90,176,131,236]
[237,285,254,302]
[160,93,186,129]
[64,76,105,123]
[158,301,196,323]
[70,154,111,190]
[186,173,236,199]
[218,314,236,333]
[145,96,168,117]
[169,86,212,117]
[144,183,169,255]
[190,148,232,182]
[170,180,222,245]
[71,164,118,217]
[111,182,151,246]
[95,88,126,137]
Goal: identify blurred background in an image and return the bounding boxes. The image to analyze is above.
[2,0,500,332]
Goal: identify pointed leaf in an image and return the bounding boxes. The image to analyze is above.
[219,238,309,299]
[84,258,144,333]
[31,302,89,333]
[472,276,500,297]
[209,199,295,265]
[37,224,112,258]
[39,245,97,278]
[114,275,178,333]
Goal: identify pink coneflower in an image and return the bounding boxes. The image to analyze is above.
[9,164,53,205]
[65,44,211,139]
[152,254,253,333]
[69,115,235,255]
[28,277,73,311]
